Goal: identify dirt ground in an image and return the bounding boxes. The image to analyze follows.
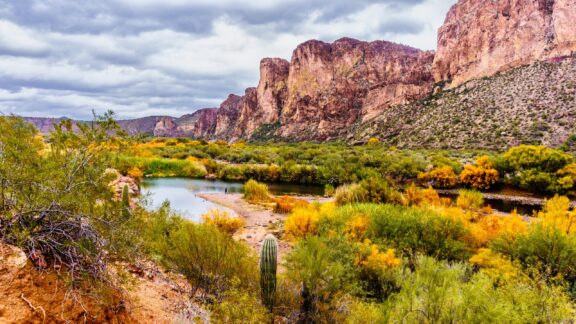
[197,193,331,259]
[0,244,207,323]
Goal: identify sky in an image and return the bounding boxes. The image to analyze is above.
[0,0,456,119]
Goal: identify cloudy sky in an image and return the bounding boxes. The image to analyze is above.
[0,0,456,119]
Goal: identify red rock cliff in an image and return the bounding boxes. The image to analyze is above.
[212,38,434,141]
[280,38,434,140]
[433,0,576,88]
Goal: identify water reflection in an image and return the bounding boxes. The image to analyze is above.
[141,178,323,222]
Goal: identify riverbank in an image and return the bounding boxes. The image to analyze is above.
[437,188,576,211]
[197,193,331,258]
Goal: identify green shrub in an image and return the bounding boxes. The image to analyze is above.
[386,256,574,323]
[359,176,402,204]
[358,204,473,262]
[492,223,576,296]
[243,179,271,203]
[334,184,368,206]
[145,208,258,300]
[456,190,484,210]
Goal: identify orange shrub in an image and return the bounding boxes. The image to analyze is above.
[418,166,458,189]
[127,166,144,180]
[403,184,442,207]
[459,156,499,190]
[273,196,309,214]
[202,209,245,235]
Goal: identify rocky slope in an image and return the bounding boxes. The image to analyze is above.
[23,0,576,148]
[352,55,576,150]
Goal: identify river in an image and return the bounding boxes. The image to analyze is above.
[140,177,324,222]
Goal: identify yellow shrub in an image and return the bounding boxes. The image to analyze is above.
[418,166,458,189]
[469,248,521,283]
[459,156,499,190]
[127,166,144,179]
[537,195,576,234]
[367,138,380,146]
[284,205,320,240]
[243,179,271,203]
[345,214,370,241]
[202,209,245,235]
[355,240,401,273]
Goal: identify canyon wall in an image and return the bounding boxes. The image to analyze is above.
[433,0,576,88]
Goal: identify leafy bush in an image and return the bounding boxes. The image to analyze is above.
[145,208,258,300]
[418,165,458,189]
[334,184,368,206]
[456,190,484,210]
[386,256,574,322]
[459,156,499,190]
[504,145,573,173]
[243,179,271,203]
[358,176,402,205]
[492,223,576,295]
[0,114,127,281]
[201,208,245,235]
[345,204,473,262]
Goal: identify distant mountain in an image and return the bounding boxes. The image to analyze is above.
[25,108,217,138]
[24,0,576,149]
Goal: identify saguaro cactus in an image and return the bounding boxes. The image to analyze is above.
[121,184,131,219]
[260,234,278,312]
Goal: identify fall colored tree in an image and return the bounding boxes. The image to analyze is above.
[459,155,499,190]
[418,165,458,189]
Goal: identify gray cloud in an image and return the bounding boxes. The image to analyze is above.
[0,0,456,119]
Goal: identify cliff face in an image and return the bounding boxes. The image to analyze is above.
[277,38,434,140]
[433,0,576,88]
[213,58,289,141]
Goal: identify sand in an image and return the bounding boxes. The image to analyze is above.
[197,193,331,258]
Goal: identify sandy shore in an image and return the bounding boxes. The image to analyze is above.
[197,193,330,258]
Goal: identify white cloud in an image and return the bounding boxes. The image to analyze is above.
[0,20,49,56]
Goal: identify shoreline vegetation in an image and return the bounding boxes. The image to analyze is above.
[1,114,576,322]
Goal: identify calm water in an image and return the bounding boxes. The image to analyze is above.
[440,193,541,215]
[140,178,323,221]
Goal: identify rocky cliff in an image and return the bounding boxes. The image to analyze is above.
[278,38,434,140]
[433,0,576,88]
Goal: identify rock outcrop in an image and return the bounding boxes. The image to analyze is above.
[210,38,434,141]
[433,0,576,88]
[279,38,434,140]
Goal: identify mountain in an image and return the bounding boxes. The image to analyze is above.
[24,0,576,148]
[24,108,217,138]
[433,0,576,88]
